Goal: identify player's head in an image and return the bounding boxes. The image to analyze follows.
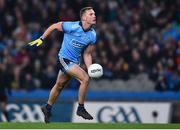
[80,7,96,25]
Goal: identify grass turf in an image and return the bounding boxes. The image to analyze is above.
[0,123,180,129]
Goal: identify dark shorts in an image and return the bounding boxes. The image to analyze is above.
[59,57,78,73]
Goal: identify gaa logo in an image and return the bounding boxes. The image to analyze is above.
[97,106,142,123]
[0,104,44,122]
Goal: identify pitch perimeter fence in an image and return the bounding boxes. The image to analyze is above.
[0,89,180,123]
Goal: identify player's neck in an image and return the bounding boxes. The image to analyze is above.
[81,21,91,31]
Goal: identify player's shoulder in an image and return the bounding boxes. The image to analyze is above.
[63,21,81,28]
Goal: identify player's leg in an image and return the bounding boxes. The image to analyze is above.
[41,70,71,123]
[68,65,89,104]
[59,57,90,105]
[47,70,71,106]
[67,64,93,120]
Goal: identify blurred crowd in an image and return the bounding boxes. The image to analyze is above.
[0,0,180,91]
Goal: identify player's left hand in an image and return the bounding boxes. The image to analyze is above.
[28,38,44,46]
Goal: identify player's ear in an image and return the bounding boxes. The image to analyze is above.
[81,15,85,21]
[82,14,87,21]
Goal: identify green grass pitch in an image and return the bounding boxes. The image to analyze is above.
[0,123,180,129]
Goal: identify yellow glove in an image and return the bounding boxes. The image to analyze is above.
[28,38,44,46]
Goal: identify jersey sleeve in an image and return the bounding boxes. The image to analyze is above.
[62,22,74,33]
[91,30,96,45]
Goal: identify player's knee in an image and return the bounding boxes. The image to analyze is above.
[55,80,66,89]
[81,75,89,85]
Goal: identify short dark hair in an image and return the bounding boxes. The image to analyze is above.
[80,7,93,19]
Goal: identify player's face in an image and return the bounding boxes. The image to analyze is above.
[84,9,96,25]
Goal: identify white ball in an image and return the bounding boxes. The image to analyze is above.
[88,63,103,78]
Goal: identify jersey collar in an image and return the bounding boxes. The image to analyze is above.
[79,21,91,32]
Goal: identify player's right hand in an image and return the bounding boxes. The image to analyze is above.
[28,38,44,46]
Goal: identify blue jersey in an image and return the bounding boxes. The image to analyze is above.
[58,21,96,63]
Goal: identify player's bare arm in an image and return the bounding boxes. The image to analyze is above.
[83,44,95,69]
[41,22,63,39]
[28,22,63,46]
